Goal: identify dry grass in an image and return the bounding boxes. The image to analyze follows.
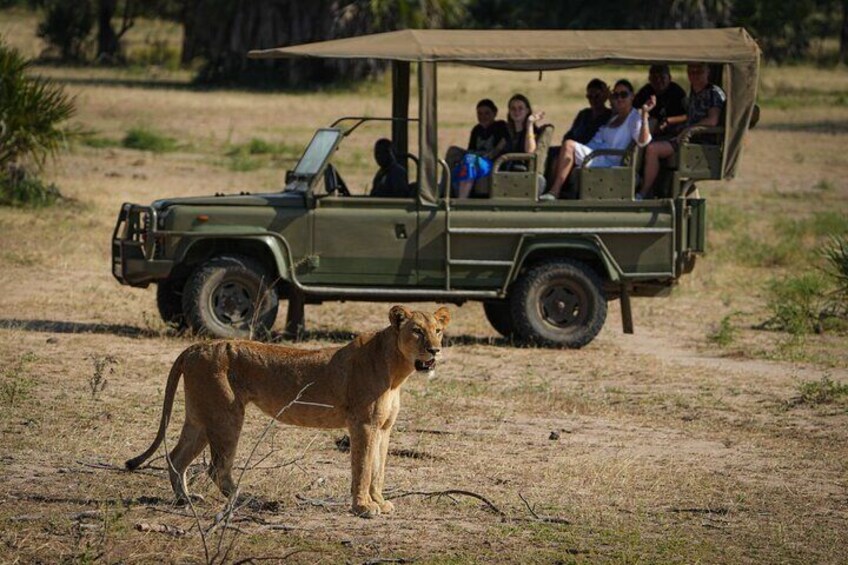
[1,9,848,564]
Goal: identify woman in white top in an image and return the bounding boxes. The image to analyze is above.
[543,79,655,200]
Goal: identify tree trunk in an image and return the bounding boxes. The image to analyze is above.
[841,0,848,65]
[182,0,386,85]
[97,0,120,62]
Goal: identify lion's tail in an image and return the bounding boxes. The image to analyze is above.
[125,349,186,471]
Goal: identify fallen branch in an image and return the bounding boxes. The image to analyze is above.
[518,493,571,525]
[231,550,307,564]
[388,489,504,516]
[135,522,187,537]
[295,494,346,508]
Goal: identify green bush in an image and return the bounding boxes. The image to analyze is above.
[129,40,181,71]
[765,273,829,335]
[36,0,95,61]
[0,169,61,207]
[0,39,74,207]
[823,236,848,300]
[708,313,738,347]
[796,376,848,405]
[122,127,178,153]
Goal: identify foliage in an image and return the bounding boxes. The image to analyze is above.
[822,235,848,313]
[122,126,177,152]
[796,375,848,405]
[708,313,739,347]
[1,352,37,407]
[764,273,829,335]
[0,39,74,206]
[36,0,95,61]
[0,169,61,207]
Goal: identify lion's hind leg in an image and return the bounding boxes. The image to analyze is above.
[206,407,245,499]
[167,419,208,504]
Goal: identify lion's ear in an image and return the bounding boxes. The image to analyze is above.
[389,305,412,330]
[433,306,451,328]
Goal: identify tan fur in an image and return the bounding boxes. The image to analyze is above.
[126,305,451,518]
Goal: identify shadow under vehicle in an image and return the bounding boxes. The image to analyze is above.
[112,29,760,347]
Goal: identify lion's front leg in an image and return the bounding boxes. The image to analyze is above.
[348,423,381,518]
[369,426,394,514]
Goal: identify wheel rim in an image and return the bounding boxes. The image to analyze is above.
[210,279,255,328]
[538,278,589,330]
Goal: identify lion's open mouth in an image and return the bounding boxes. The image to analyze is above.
[415,358,436,372]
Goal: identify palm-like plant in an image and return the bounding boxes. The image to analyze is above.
[0,39,76,176]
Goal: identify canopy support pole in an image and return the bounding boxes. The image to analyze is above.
[418,61,438,206]
[391,61,410,161]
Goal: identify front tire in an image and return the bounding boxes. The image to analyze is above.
[182,255,279,339]
[483,301,514,338]
[156,278,186,329]
[510,259,606,348]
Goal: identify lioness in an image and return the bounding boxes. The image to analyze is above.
[126,305,450,518]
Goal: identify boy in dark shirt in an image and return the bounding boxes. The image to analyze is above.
[633,64,687,137]
[370,138,411,198]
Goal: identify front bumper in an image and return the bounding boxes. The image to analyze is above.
[111,203,173,287]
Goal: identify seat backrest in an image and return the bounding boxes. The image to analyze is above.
[532,125,554,175]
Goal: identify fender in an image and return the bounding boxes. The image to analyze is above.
[510,236,622,286]
[174,233,292,281]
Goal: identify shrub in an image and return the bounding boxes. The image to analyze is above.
[122,127,178,153]
[796,376,848,405]
[0,39,74,206]
[708,313,738,347]
[764,273,829,335]
[0,168,61,207]
[36,0,95,61]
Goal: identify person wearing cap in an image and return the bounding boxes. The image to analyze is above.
[633,64,687,137]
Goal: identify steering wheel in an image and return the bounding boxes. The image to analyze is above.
[323,164,351,196]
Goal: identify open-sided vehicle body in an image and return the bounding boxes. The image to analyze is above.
[112,29,760,346]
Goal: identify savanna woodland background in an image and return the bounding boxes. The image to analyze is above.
[1,1,847,563]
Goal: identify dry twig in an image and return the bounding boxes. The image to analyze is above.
[388,489,505,516]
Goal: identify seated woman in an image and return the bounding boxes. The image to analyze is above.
[543,80,653,200]
[638,63,726,200]
[452,99,509,199]
[503,93,545,168]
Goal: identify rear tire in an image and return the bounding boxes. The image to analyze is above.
[510,259,606,348]
[483,301,513,338]
[182,255,279,339]
[156,278,186,329]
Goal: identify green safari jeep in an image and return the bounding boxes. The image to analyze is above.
[112,29,760,347]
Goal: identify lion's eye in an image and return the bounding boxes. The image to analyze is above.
[413,328,424,338]
[435,328,442,335]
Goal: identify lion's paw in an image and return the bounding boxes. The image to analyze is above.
[352,501,381,519]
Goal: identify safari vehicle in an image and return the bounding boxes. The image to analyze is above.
[112,29,760,347]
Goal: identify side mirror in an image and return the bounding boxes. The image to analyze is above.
[285,170,295,184]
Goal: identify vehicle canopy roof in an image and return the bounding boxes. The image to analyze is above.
[250,29,760,204]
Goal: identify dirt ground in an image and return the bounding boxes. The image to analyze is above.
[2,12,848,564]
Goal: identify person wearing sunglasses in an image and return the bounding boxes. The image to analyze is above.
[543,79,654,200]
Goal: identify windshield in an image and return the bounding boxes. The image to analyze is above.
[293,129,342,177]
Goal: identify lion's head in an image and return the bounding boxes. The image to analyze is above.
[390,305,451,373]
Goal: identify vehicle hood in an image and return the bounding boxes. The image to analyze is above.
[152,191,305,210]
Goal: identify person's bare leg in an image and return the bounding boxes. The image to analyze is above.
[640,141,674,198]
[456,180,473,199]
[549,140,577,198]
